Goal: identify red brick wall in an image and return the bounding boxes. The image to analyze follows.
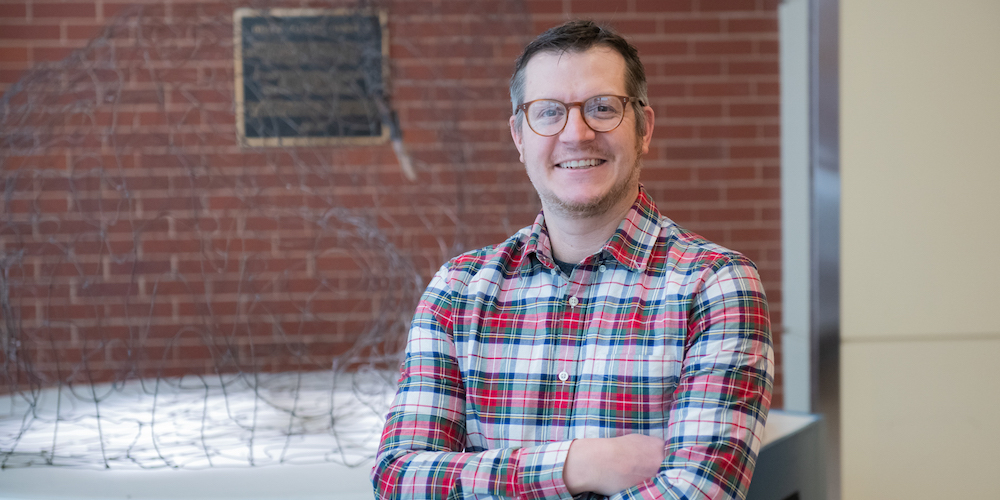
[0,0,782,403]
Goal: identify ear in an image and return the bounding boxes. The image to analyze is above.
[510,114,525,163]
[639,105,655,155]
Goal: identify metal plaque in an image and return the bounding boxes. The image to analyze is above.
[234,8,389,147]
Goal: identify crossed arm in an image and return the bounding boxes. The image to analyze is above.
[372,259,773,500]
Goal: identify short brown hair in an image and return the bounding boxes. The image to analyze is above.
[510,20,649,137]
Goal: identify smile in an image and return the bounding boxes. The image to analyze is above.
[557,159,605,169]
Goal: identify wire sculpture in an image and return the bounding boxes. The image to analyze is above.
[0,0,533,469]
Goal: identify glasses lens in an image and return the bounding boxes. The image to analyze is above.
[583,96,626,132]
[526,100,566,136]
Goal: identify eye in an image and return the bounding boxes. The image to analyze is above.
[531,101,565,121]
[585,97,622,119]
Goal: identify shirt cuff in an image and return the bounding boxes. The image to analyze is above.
[517,440,574,500]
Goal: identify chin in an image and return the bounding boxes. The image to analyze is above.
[548,176,640,218]
[545,193,617,218]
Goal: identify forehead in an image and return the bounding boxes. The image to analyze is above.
[522,46,628,100]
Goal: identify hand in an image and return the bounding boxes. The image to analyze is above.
[563,434,666,496]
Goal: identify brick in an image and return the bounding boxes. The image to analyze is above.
[4,154,67,170]
[103,2,162,18]
[647,82,686,98]
[116,133,172,148]
[32,47,79,63]
[198,2,233,18]
[756,39,779,55]
[65,22,105,40]
[170,2,201,18]
[8,198,68,213]
[762,0,781,11]
[70,154,135,171]
[35,218,95,235]
[0,25,61,39]
[639,165,693,183]
[0,3,28,17]
[608,19,658,34]
[697,207,758,223]
[755,80,780,96]
[653,124,693,139]
[730,227,781,243]
[0,69,28,84]
[438,0,532,16]
[660,60,723,77]
[464,19,530,38]
[698,0,758,12]
[105,301,173,317]
[730,144,779,159]
[760,124,780,138]
[726,17,778,34]
[634,0,697,13]
[142,238,202,254]
[634,40,689,57]
[730,102,779,117]
[525,0,563,14]
[762,164,781,179]
[696,165,758,181]
[691,82,751,97]
[694,39,755,56]
[0,47,29,63]
[661,18,722,35]
[135,67,201,84]
[666,144,726,160]
[728,60,779,76]
[78,282,141,297]
[118,89,162,105]
[726,185,780,201]
[663,103,724,119]
[33,2,96,18]
[569,0,630,15]
[698,124,757,139]
[658,186,723,203]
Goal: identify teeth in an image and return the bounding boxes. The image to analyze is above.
[558,159,603,169]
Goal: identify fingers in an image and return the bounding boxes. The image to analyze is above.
[564,435,666,496]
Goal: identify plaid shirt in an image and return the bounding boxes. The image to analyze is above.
[373,187,773,500]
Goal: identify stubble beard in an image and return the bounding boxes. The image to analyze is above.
[536,143,644,220]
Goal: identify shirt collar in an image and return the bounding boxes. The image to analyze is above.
[525,184,662,272]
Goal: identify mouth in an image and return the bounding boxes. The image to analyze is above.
[556,158,606,169]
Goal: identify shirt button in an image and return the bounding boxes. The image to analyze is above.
[550,267,558,275]
[599,264,607,272]
[568,296,579,307]
[558,371,569,382]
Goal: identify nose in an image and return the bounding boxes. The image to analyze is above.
[559,106,596,143]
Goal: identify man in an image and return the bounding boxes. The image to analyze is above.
[373,20,773,500]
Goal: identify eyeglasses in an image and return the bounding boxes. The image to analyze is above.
[515,95,643,137]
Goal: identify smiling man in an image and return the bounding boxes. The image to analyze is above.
[373,20,773,500]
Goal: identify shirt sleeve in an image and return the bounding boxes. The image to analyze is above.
[371,266,576,500]
[614,255,774,500]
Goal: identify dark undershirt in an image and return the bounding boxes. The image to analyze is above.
[552,258,577,277]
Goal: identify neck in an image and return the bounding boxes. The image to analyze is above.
[544,189,638,264]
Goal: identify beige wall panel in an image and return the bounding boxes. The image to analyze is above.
[841,338,1000,499]
[841,0,1000,340]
